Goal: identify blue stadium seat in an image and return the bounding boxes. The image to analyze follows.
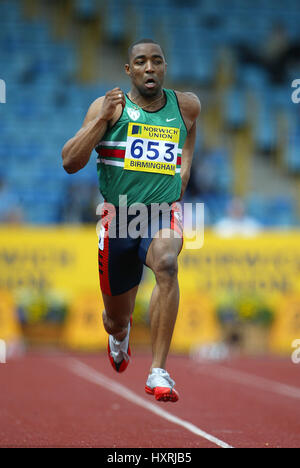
[1,0,300,226]
[223,88,247,128]
[285,132,300,172]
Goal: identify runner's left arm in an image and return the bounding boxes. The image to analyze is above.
[176,92,201,201]
[179,120,197,201]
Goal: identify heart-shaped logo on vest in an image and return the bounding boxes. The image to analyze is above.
[127,107,140,121]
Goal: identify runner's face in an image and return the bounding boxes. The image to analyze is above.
[125,43,167,97]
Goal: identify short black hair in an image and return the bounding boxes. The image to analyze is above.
[127,38,165,63]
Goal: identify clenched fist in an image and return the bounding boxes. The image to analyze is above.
[98,87,126,122]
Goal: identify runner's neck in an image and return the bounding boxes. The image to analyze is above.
[127,90,165,112]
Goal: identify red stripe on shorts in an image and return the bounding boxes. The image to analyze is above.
[99,208,113,296]
[171,202,184,255]
[170,203,183,236]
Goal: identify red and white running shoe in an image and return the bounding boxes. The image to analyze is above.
[108,317,132,373]
[145,368,179,402]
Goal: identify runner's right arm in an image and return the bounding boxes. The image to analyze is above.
[175,91,201,200]
[62,88,125,174]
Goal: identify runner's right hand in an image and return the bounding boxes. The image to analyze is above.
[98,88,126,121]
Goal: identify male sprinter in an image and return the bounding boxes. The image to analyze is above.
[62,39,200,402]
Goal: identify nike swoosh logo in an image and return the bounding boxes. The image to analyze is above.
[166,118,176,122]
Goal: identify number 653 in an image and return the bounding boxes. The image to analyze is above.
[131,139,175,162]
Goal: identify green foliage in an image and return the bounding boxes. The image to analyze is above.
[216,292,274,327]
[16,289,68,324]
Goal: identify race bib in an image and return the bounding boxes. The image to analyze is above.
[124,122,180,176]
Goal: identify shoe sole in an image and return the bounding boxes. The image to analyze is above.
[145,385,179,402]
[108,316,132,373]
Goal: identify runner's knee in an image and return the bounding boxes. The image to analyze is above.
[102,310,129,336]
[153,253,178,279]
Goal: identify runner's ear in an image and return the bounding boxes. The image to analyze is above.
[124,64,130,76]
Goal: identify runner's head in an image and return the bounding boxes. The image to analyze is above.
[125,39,167,98]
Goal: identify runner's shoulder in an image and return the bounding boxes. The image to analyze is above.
[83,95,120,128]
[85,96,105,121]
[174,90,201,120]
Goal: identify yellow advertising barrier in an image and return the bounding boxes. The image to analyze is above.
[1,227,300,353]
[172,292,221,352]
[0,290,22,343]
[61,291,107,350]
[0,227,101,351]
[177,231,300,354]
[0,227,99,296]
[268,294,300,353]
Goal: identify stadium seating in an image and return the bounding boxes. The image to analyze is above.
[0,0,299,226]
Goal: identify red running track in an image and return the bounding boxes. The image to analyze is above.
[0,351,300,448]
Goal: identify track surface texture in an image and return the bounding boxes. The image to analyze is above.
[1,351,300,448]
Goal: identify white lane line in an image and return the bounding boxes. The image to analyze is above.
[65,358,234,449]
[194,363,300,400]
